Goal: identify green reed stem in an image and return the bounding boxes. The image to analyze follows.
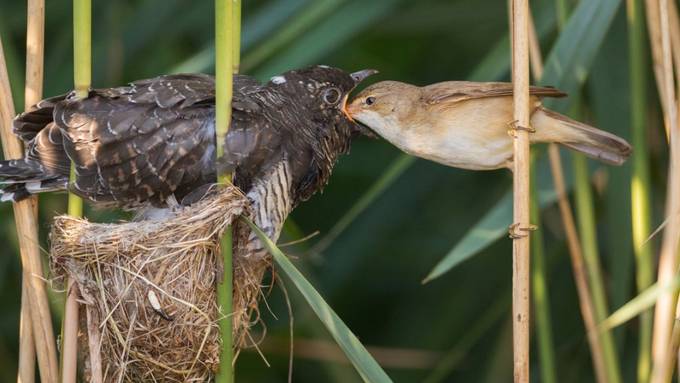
[573,153,622,383]
[73,0,90,99]
[530,156,558,383]
[63,1,90,382]
[215,0,237,382]
[627,0,654,381]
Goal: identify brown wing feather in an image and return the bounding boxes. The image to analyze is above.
[423,81,567,105]
[54,74,222,207]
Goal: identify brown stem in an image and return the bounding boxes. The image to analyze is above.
[510,0,532,381]
[0,36,58,383]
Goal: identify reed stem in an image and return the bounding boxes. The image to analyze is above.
[62,0,91,381]
[73,0,91,99]
[572,153,622,383]
[530,159,557,383]
[510,0,532,381]
[526,12,557,383]
[18,1,45,381]
[627,0,654,381]
[0,38,58,383]
[650,0,680,381]
[215,0,238,381]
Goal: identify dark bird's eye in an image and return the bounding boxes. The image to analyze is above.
[323,88,342,105]
[365,96,376,105]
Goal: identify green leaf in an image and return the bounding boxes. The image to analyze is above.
[541,0,623,111]
[252,0,401,78]
[242,217,393,383]
[170,0,311,74]
[423,0,622,282]
[600,276,680,332]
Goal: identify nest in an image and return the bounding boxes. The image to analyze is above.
[50,185,272,382]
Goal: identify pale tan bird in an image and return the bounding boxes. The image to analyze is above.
[346,81,631,170]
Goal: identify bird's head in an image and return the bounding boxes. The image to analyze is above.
[265,65,378,202]
[346,81,421,138]
[267,65,378,137]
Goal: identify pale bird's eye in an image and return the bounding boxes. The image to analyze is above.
[323,88,342,105]
[365,96,376,106]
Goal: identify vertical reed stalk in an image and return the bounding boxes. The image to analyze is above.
[536,2,613,380]
[62,0,91,382]
[526,12,557,383]
[627,0,655,381]
[73,0,91,100]
[215,1,238,381]
[529,165,557,383]
[572,152,622,383]
[650,0,680,380]
[18,1,45,382]
[554,144,612,383]
[0,39,58,383]
[510,0,531,381]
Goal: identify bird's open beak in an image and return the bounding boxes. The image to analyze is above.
[342,69,378,122]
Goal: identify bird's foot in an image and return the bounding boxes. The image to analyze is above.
[507,119,535,138]
[508,222,537,239]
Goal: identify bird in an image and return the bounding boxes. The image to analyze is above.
[0,65,378,242]
[346,80,631,170]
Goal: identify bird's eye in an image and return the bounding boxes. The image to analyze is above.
[323,88,342,105]
[365,96,376,106]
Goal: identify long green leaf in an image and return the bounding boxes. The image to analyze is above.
[424,0,622,282]
[252,0,400,78]
[243,217,393,383]
[170,0,311,74]
[601,276,680,332]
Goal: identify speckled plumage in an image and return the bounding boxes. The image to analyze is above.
[1,66,368,218]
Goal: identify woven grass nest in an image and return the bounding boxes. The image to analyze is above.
[50,185,271,382]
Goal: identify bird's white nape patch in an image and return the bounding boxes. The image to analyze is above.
[317,65,331,69]
[270,75,286,85]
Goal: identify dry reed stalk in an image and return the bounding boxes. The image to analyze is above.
[526,9,609,383]
[61,281,79,383]
[18,282,34,383]
[646,0,669,118]
[650,0,680,381]
[0,38,58,383]
[668,1,680,96]
[18,1,45,382]
[510,0,532,381]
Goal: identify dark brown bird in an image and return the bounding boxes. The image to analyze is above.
[0,65,377,238]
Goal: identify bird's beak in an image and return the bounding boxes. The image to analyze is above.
[342,96,378,138]
[342,69,378,121]
[350,69,379,85]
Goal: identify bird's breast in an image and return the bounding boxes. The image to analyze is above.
[404,98,516,170]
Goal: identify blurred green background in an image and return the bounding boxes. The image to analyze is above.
[0,0,668,382]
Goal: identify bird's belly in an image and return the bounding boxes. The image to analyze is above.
[409,100,515,170]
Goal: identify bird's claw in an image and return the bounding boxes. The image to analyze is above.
[507,119,536,138]
[508,222,537,239]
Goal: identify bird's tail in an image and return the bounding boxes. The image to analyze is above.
[0,159,68,202]
[534,106,632,165]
